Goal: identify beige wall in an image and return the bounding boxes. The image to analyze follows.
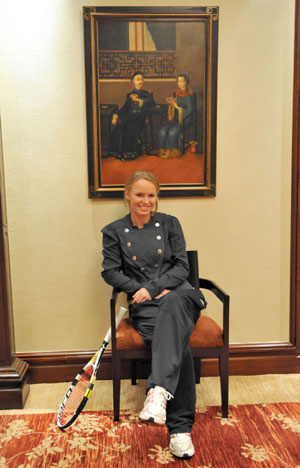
[0,0,294,352]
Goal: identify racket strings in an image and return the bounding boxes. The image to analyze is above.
[81,367,93,380]
[59,377,91,423]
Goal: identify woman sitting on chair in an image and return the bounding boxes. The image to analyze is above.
[101,170,206,459]
[157,74,194,159]
[109,71,155,161]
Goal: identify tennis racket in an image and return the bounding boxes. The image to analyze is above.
[57,306,127,430]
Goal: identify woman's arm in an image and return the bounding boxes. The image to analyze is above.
[101,228,142,294]
[142,216,190,298]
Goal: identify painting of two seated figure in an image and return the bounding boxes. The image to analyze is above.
[107,71,196,162]
[84,8,218,197]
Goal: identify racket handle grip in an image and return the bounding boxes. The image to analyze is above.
[104,306,127,343]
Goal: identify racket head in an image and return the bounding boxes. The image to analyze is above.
[57,351,101,430]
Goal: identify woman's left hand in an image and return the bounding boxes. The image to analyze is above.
[131,287,151,304]
[155,289,171,299]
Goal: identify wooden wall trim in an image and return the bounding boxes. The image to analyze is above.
[229,342,299,356]
[290,0,300,348]
[17,342,300,384]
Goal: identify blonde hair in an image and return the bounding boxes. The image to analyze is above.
[124,170,160,213]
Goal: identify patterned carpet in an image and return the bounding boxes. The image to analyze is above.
[1,403,300,467]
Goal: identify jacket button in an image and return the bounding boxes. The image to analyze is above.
[155,222,160,227]
[156,235,161,240]
[127,242,131,247]
[132,256,137,261]
[157,249,162,254]
[125,228,129,233]
[154,264,159,268]
[140,267,145,271]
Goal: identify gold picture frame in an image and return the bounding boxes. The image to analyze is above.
[83,6,219,198]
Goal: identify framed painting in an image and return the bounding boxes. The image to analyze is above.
[83,6,218,198]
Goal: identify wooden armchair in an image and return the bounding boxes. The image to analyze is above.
[110,250,230,421]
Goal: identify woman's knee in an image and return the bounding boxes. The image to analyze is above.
[160,291,178,307]
[159,292,185,319]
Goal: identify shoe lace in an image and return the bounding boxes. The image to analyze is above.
[164,391,174,401]
[147,387,174,405]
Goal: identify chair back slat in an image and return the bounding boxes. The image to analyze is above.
[187,250,199,289]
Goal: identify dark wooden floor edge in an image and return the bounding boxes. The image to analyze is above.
[17,342,300,384]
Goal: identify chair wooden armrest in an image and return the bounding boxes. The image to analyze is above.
[199,278,230,347]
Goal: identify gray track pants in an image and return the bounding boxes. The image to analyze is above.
[130,289,205,434]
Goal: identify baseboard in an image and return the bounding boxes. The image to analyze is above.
[0,357,30,409]
[17,341,300,384]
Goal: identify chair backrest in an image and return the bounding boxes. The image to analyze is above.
[187,250,199,289]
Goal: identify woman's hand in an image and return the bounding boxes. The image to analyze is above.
[131,287,151,304]
[155,289,171,299]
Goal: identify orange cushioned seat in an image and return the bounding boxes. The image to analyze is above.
[116,318,146,350]
[116,316,223,350]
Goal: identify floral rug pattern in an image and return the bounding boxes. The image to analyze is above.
[1,403,300,467]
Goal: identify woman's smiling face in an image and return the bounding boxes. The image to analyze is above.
[125,178,157,222]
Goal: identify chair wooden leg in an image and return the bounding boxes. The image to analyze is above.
[131,360,137,385]
[219,349,229,418]
[193,357,201,384]
[112,356,121,421]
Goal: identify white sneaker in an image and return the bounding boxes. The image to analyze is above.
[169,432,195,459]
[139,386,173,425]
